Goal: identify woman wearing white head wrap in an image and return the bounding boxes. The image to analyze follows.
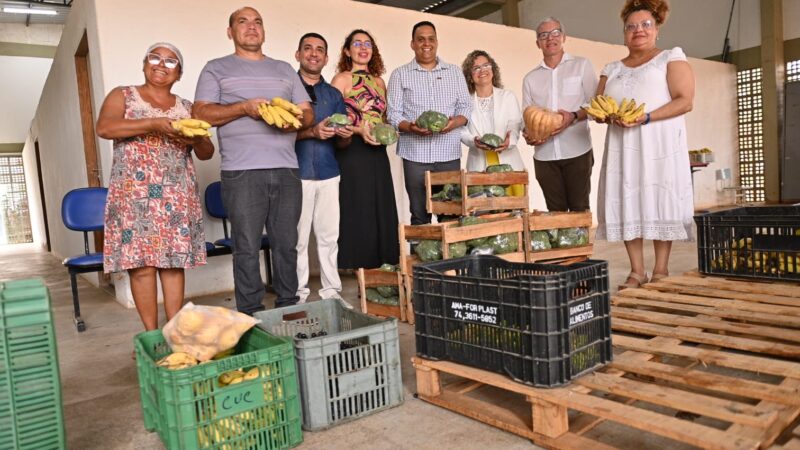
[96,42,214,335]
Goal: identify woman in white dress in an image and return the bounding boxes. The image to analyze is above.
[460,50,525,182]
[595,0,695,289]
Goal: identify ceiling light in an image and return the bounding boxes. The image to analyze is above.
[3,7,58,15]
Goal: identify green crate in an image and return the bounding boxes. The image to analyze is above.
[0,279,65,450]
[134,327,303,450]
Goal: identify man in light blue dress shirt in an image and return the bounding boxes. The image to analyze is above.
[387,21,472,225]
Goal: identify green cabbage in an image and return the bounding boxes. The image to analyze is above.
[488,233,519,254]
[485,185,506,197]
[415,240,442,262]
[366,288,399,305]
[416,110,449,132]
[448,242,468,259]
[376,286,399,297]
[486,164,513,173]
[371,123,398,145]
[530,230,552,251]
[480,133,503,148]
[555,227,590,248]
[378,263,399,272]
[327,113,352,128]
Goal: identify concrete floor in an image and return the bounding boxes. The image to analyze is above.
[0,237,699,450]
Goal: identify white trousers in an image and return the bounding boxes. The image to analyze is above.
[296,176,341,301]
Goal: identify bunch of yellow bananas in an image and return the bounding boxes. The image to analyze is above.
[258,97,303,129]
[218,366,260,387]
[171,118,212,137]
[584,95,646,124]
[156,351,198,370]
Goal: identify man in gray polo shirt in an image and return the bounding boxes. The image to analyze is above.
[194,6,313,314]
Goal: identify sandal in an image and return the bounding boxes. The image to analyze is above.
[618,271,648,291]
[650,272,669,283]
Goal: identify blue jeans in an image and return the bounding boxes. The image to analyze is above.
[221,168,302,313]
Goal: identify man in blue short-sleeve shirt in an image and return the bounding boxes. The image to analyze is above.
[194,6,313,314]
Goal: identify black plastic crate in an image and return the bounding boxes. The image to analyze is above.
[695,206,800,282]
[413,255,611,388]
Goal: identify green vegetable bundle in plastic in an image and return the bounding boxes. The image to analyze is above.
[416,110,449,133]
[327,113,352,128]
[556,227,590,248]
[530,230,552,251]
[371,123,398,145]
[378,263,399,272]
[488,233,519,254]
[414,240,467,261]
[365,288,399,305]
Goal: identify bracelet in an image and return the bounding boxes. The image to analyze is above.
[571,111,579,122]
[642,113,651,125]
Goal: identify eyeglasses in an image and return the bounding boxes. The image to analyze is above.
[624,19,655,33]
[537,28,562,40]
[471,63,492,74]
[351,41,373,49]
[146,53,179,69]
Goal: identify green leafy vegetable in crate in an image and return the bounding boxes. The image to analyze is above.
[378,263,399,272]
[556,227,590,248]
[467,185,485,196]
[530,230,552,251]
[366,287,400,306]
[371,123,398,145]
[431,183,459,201]
[488,233,518,254]
[415,240,468,261]
[415,240,442,262]
[479,133,504,148]
[447,321,523,353]
[460,216,490,247]
[485,185,506,197]
[486,164,513,173]
[416,110,449,132]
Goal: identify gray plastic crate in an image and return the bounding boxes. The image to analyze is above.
[255,298,403,431]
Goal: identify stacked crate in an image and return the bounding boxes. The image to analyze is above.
[527,210,594,263]
[356,268,408,323]
[0,279,65,450]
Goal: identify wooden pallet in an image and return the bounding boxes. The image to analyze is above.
[356,268,409,323]
[413,273,800,449]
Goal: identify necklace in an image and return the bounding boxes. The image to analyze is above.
[477,95,493,112]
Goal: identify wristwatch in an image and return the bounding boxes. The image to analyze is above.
[571,111,579,122]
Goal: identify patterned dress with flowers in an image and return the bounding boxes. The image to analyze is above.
[103,86,206,272]
[336,71,399,269]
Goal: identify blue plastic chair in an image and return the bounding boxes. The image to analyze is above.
[204,181,273,289]
[61,187,108,332]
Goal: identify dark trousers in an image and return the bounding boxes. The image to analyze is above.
[534,150,594,212]
[221,168,302,313]
[403,158,460,225]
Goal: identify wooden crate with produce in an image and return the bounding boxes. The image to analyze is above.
[357,265,409,323]
[425,168,530,217]
[528,211,594,263]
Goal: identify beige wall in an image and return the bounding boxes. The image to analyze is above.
[26,0,738,303]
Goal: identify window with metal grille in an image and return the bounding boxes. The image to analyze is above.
[736,68,765,202]
[788,60,800,83]
[0,155,33,244]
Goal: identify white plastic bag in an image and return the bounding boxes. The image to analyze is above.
[162,302,260,361]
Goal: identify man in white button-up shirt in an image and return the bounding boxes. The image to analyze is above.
[522,17,598,212]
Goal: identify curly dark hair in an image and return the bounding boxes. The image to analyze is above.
[335,29,385,76]
[461,50,502,94]
[621,0,669,25]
